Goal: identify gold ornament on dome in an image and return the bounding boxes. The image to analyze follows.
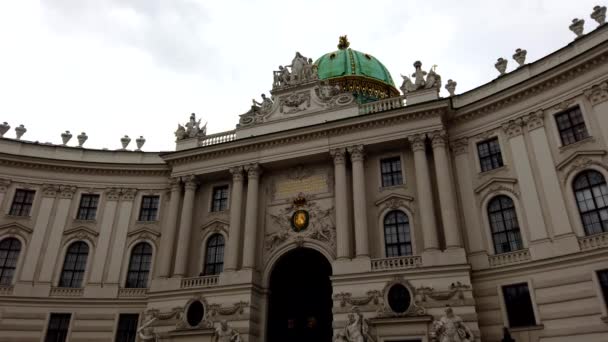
[338,35,350,50]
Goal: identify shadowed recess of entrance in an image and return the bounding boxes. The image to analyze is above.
[267,247,333,342]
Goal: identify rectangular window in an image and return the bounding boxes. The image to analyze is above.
[45,313,71,342]
[477,137,504,172]
[380,157,403,187]
[115,314,139,342]
[9,189,35,216]
[76,194,99,220]
[555,106,589,146]
[138,196,159,221]
[211,185,229,212]
[502,283,537,328]
[598,269,608,308]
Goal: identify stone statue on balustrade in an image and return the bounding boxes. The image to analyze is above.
[431,306,473,342]
[273,52,317,88]
[175,113,207,141]
[252,93,274,114]
[334,307,374,342]
[400,61,442,94]
[214,320,242,342]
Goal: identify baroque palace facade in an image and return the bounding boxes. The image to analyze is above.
[2,8,608,342]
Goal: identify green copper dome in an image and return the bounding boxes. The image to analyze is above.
[314,36,399,101]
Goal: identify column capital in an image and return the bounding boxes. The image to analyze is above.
[229,166,245,182]
[58,185,77,199]
[430,130,448,149]
[330,148,347,165]
[347,145,365,162]
[502,118,524,139]
[42,184,60,198]
[523,110,545,132]
[450,138,469,155]
[119,188,138,201]
[408,134,426,152]
[0,179,10,193]
[245,163,263,179]
[105,188,120,201]
[168,177,182,192]
[181,175,199,190]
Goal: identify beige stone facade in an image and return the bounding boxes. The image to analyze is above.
[2,16,608,342]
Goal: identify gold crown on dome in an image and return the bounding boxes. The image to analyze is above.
[338,35,350,50]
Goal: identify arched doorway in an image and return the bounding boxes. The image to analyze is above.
[267,248,333,342]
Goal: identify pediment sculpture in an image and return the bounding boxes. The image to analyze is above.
[400,61,442,94]
[175,113,207,141]
[273,51,318,88]
[431,306,474,342]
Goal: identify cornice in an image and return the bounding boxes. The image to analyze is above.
[451,44,608,125]
[163,104,448,166]
[474,177,518,194]
[0,153,170,176]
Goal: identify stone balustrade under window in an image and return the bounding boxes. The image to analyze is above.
[578,232,608,251]
[199,130,236,147]
[489,249,531,267]
[118,287,148,298]
[371,255,422,271]
[50,287,84,297]
[180,275,219,289]
[359,96,405,115]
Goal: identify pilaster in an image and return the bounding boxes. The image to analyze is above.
[330,148,350,260]
[347,145,369,258]
[157,177,182,278]
[224,166,244,272]
[105,188,137,284]
[242,164,262,269]
[173,175,199,277]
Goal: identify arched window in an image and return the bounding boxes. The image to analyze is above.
[59,241,89,288]
[126,242,153,288]
[383,210,412,257]
[488,196,523,254]
[203,234,224,276]
[573,170,608,235]
[0,238,21,285]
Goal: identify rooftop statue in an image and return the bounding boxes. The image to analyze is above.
[273,52,318,88]
[252,93,274,114]
[175,113,207,141]
[400,61,442,94]
[432,306,473,342]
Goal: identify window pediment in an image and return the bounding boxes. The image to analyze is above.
[0,222,33,241]
[374,194,414,214]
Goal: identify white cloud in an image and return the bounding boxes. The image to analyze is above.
[0,0,603,151]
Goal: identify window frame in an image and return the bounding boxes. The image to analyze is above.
[125,242,153,288]
[9,189,36,217]
[58,241,89,288]
[499,282,540,329]
[76,193,100,221]
[138,195,160,222]
[476,137,504,173]
[487,195,524,254]
[383,210,413,258]
[572,170,608,235]
[114,313,140,342]
[0,237,22,286]
[379,156,404,188]
[202,233,225,276]
[210,185,230,212]
[554,105,590,147]
[44,313,72,342]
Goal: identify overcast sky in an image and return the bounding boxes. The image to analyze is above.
[0,0,603,151]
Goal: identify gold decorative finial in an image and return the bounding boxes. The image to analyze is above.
[337,35,350,50]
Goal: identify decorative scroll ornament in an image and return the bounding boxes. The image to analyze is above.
[265,193,335,252]
[279,91,311,114]
[400,61,442,94]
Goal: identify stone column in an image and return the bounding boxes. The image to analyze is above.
[0,179,9,209]
[157,178,182,278]
[38,186,77,283]
[173,175,198,277]
[19,185,57,282]
[502,119,549,242]
[347,145,369,257]
[106,189,137,283]
[451,139,485,253]
[225,167,244,271]
[242,164,262,269]
[331,148,351,259]
[87,189,119,284]
[431,130,462,249]
[409,134,440,251]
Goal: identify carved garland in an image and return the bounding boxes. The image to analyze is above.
[333,290,382,308]
[208,301,249,317]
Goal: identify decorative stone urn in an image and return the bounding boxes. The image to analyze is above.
[77,132,88,147]
[513,48,527,67]
[495,58,508,75]
[0,122,10,138]
[120,135,131,150]
[61,130,73,145]
[15,124,26,140]
[135,136,146,151]
[445,79,457,97]
[591,6,606,26]
[570,18,585,37]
